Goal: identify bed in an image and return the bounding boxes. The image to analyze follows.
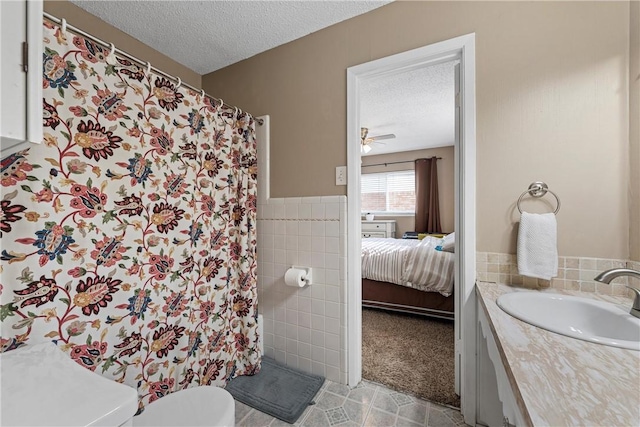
[361,237,455,320]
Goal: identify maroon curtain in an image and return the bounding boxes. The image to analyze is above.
[415,157,442,233]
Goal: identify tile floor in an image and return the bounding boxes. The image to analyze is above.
[234,379,466,427]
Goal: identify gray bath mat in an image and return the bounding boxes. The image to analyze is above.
[226,357,324,424]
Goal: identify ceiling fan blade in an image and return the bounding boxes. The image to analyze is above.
[361,129,394,153]
[369,133,396,141]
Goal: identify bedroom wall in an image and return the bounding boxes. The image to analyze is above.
[44,0,201,88]
[202,1,631,260]
[361,146,455,237]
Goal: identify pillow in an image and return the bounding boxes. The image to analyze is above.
[439,232,455,252]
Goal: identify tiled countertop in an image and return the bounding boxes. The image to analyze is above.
[476,282,640,426]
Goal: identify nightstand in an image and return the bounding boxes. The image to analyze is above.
[361,220,396,238]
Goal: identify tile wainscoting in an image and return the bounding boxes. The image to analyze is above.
[477,253,639,298]
[257,196,347,383]
[255,193,639,385]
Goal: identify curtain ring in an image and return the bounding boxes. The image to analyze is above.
[175,77,182,89]
[219,98,224,108]
[201,89,205,97]
[108,43,116,59]
[145,61,152,75]
[234,106,238,117]
[61,18,67,33]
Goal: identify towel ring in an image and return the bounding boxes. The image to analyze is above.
[517,181,561,215]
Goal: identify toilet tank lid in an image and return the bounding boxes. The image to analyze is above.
[0,342,138,427]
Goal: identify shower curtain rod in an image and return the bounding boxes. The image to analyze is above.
[43,12,264,126]
[361,158,442,168]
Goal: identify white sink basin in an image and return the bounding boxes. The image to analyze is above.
[496,292,640,351]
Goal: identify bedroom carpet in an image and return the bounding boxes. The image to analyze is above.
[362,308,460,408]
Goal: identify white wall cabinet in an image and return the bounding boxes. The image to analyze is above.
[0,0,43,156]
[361,220,396,238]
[477,300,526,427]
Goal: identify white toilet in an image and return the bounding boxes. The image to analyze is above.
[0,342,235,427]
[132,385,235,427]
[0,342,138,426]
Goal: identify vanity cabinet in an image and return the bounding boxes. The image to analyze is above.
[361,220,396,238]
[0,0,43,155]
[477,300,525,427]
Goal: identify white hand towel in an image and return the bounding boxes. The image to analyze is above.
[517,212,558,280]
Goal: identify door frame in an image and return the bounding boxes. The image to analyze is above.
[346,33,477,424]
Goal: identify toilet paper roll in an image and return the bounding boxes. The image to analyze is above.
[284,268,307,287]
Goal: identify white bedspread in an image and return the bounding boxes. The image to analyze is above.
[361,237,455,296]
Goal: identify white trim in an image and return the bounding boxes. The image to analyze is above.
[256,115,270,206]
[347,66,363,387]
[346,34,476,424]
[458,35,477,425]
[26,0,43,146]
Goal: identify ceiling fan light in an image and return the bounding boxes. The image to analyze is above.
[361,144,372,154]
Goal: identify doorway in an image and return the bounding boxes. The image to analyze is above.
[346,34,477,424]
[359,59,458,407]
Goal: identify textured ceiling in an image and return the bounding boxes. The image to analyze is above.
[360,60,458,156]
[70,0,392,74]
[69,0,450,156]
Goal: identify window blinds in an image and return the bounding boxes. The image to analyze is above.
[361,171,415,213]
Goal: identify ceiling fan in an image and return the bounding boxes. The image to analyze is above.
[360,127,396,153]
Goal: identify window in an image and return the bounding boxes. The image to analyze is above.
[361,170,415,214]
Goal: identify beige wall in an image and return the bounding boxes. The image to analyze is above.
[44,0,201,88]
[361,146,455,237]
[203,1,631,259]
[630,2,640,262]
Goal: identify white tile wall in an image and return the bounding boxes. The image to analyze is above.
[257,196,347,383]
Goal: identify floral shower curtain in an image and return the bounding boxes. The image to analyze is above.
[0,20,259,409]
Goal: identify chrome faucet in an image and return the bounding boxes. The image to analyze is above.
[594,268,640,318]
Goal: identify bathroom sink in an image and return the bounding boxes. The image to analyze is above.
[496,292,640,351]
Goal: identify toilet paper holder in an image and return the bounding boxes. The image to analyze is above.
[292,265,312,286]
